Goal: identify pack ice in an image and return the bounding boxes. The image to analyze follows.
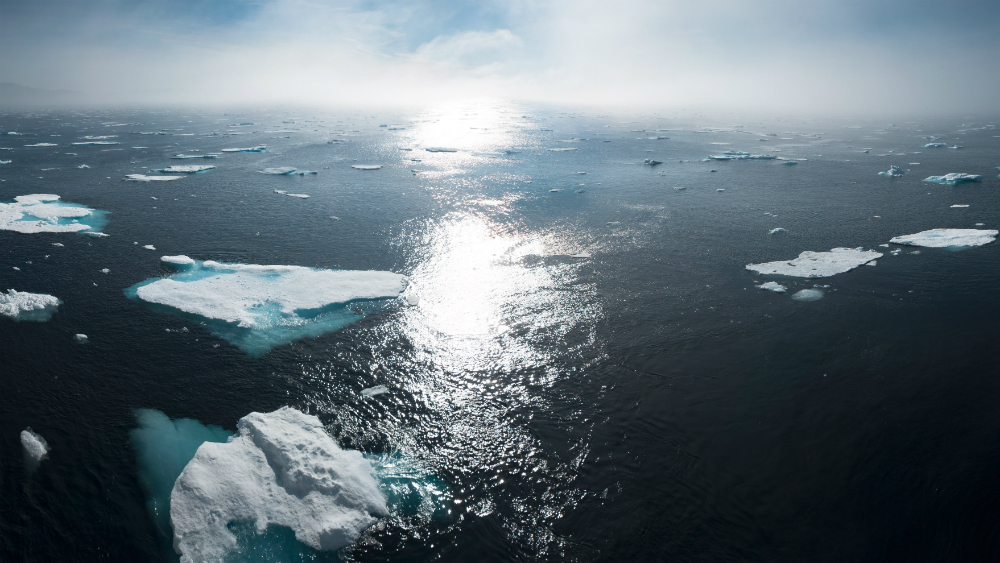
[889,229,997,249]
[878,165,905,177]
[125,257,406,355]
[0,194,108,234]
[746,247,882,278]
[170,407,387,562]
[0,289,61,321]
[922,173,982,185]
[155,165,215,173]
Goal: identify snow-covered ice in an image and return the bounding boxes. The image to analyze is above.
[756,281,787,293]
[878,165,905,177]
[155,165,216,173]
[143,245,156,250]
[125,174,183,182]
[126,257,407,355]
[746,247,882,278]
[792,289,824,302]
[0,194,107,234]
[261,167,316,175]
[923,143,947,148]
[73,334,89,344]
[361,385,389,397]
[21,428,49,466]
[0,289,61,321]
[170,407,387,562]
[922,173,982,185]
[889,229,997,249]
[351,165,382,170]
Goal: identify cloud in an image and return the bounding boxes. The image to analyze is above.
[413,29,523,71]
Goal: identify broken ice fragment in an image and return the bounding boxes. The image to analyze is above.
[144,245,156,250]
[889,228,997,249]
[73,333,89,344]
[260,167,316,175]
[220,146,266,152]
[922,173,982,185]
[154,165,216,173]
[756,281,787,293]
[644,159,663,165]
[781,161,797,165]
[769,228,787,234]
[24,143,58,147]
[21,428,49,467]
[77,164,90,169]
[171,154,219,159]
[878,165,905,177]
[361,385,389,397]
[351,165,382,170]
[0,289,61,321]
[125,174,183,182]
[0,194,108,234]
[951,204,969,208]
[746,247,882,278]
[425,147,458,152]
[922,143,947,148]
[547,148,578,151]
[791,289,823,301]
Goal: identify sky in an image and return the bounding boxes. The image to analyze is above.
[1,0,999,114]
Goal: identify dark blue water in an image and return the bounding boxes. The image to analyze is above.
[2,104,1000,562]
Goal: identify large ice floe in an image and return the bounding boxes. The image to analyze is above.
[878,165,905,177]
[125,256,407,355]
[746,247,882,278]
[889,228,998,249]
[125,174,183,182]
[0,194,108,234]
[154,165,216,173]
[169,407,387,562]
[922,173,982,185]
[0,289,61,321]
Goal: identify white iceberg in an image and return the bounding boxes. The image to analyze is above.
[922,143,947,148]
[644,159,663,165]
[791,288,824,301]
[286,193,309,199]
[361,385,389,397]
[125,174,183,182]
[351,165,382,170]
[143,245,156,250]
[155,165,216,173]
[260,167,316,175]
[922,173,982,185]
[756,281,787,293]
[878,165,905,177]
[746,247,882,278]
[77,164,90,169]
[126,257,407,355]
[950,204,969,208]
[21,428,49,466]
[0,289,61,321]
[0,194,108,234]
[889,228,997,249]
[221,146,266,152]
[24,143,58,147]
[171,154,219,159]
[769,228,787,234]
[73,333,89,344]
[170,407,387,562]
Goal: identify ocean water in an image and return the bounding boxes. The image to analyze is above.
[2,103,1000,562]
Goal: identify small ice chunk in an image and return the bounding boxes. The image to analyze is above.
[769,228,787,234]
[77,164,90,169]
[547,148,578,151]
[922,143,947,148]
[73,333,89,344]
[52,242,64,247]
[570,252,591,258]
[24,143,58,147]
[791,289,824,301]
[144,245,156,250]
[889,228,997,249]
[155,165,216,173]
[948,145,963,149]
[951,204,969,208]
[261,167,316,175]
[286,193,310,198]
[757,281,787,293]
[101,268,110,273]
[351,165,382,170]
[274,189,287,194]
[747,247,882,278]
[781,161,798,165]
[922,173,982,185]
[162,255,195,265]
[878,165,905,177]
[221,146,266,152]
[126,174,183,182]
[550,189,563,192]
[425,147,458,152]
[866,260,877,266]
[171,154,219,159]
[361,385,389,397]
[170,407,387,562]
[575,171,587,175]
[21,428,49,464]
[0,289,61,321]
[644,159,663,165]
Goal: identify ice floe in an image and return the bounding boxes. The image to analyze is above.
[0,289,61,321]
[170,407,387,562]
[351,165,382,170]
[125,257,407,355]
[707,151,776,161]
[155,165,216,173]
[0,194,108,234]
[644,159,663,165]
[425,147,458,152]
[878,165,905,177]
[361,385,389,397]
[24,143,58,147]
[125,174,183,182]
[260,167,316,175]
[922,143,947,148]
[171,154,219,159]
[791,288,824,301]
[21,428,49,467]
[756,281,787,293]
[746,247,882,278]
[73,333,89,344]
[922,173,982,185]
[72,141,119,145]
[769,228,787,234]
[781,161,797,165]
[221,146,266,152]
[77,164,90,169]
[951,204,969,208]
[547,148,578,151]
[889,228,997,249]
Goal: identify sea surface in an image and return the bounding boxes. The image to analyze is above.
[2,103,1000,562]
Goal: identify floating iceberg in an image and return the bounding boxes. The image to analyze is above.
[889,228,997,249]
[24,143,58,147]
[878,165,905,177]
[77,164,90,169]
[950,204,969,208]
[155,165,215,174]
[21,428,49,467]
[286,193,309,199]
[756,281,787,293]
[170,407,387,563]
[125,174,183,182]
[73,333,89,344]
[746,247,882,278]
[922,173,982,185]
[769,228,787,234]
[72,141,119,145]
[0,289,61,321]
[171,154,219,159]
[547,148,578,151]
[644,159,663,165]
[425,147,458,152]
[351,165,382,170]
[923,143,947,148]
[221,146,266,152]
[792,288,824,301]
[0,160,10,164]
[125,257,407,355]
[361,385,389,397]
[0,194,108,234]
[260,167,317,175]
